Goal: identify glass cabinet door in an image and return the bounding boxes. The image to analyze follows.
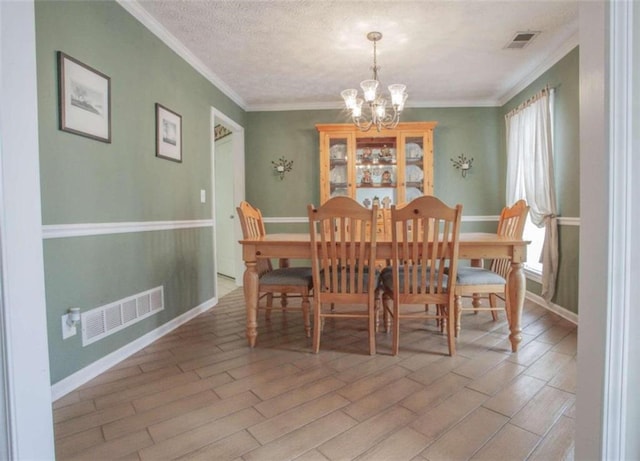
[327,135,351,201]
[354,136,397,209]
[400,134,430,203]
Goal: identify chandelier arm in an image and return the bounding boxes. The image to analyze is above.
[380,106,400,124]
[380,109,401,130]
[353,115,373,132]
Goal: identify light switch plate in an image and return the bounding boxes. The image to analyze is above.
[200,189,206,203]
[61,314,77,339]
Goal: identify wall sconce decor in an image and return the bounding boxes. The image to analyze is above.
[272,156,293,180]
[451,154,474,178]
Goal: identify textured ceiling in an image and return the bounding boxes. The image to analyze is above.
[132,0,579,110]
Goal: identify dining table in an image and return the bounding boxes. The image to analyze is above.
[239,232,528,352]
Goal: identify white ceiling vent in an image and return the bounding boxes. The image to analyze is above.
[505,31,540,49]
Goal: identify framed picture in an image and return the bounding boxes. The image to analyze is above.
[155,103,182,162]
[58,52,111,143]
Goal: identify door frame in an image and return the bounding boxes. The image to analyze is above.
[210,107,245,291]
[0,1,55,458]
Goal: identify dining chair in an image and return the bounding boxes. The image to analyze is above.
[380,196,463,356]
[236,201,313,337]
[453,199,529,336]
[307,196,379,355]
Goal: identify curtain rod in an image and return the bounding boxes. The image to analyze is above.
[505,85,554,119]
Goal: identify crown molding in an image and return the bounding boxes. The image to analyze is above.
[117,0,577,114]
[246,99,501,112]
[407,99,500,108]
[116,0,247,110]
[246,101,343,112]
[498,28,579,106]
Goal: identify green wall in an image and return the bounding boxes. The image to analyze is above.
[501,47,580,313]
[245,106,504,220]
[35,0,244,384]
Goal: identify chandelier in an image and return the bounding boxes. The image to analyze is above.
[341,31,407,132]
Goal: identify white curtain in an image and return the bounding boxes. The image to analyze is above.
[505,88,558,301]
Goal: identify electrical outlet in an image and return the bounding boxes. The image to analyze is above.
[200,189,206,203]
[61,314,77,339]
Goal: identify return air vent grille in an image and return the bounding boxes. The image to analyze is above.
[81,286,164,346]
[505,31,540,49]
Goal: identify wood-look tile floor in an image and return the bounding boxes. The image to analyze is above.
[53,289,576,461]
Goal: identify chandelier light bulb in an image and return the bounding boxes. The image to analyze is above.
[375,99,387,119]
[341,89,358,109]
[398,92,408,112]
[388,84,407,107]
[360,79,379,102]
[353,98,364,117]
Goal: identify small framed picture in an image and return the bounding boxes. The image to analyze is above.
[155,103,182,162]
[58,52,111,143]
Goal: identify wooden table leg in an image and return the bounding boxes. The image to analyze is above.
[507,261,525,352]
[243,260,259,347]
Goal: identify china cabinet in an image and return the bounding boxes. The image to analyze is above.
[317,122,437,212]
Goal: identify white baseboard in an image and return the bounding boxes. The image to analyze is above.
[526,291,578,325]
[51,296,218,401]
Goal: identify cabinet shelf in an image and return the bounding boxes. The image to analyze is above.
[357,183,396,188]
[356,161,397,167]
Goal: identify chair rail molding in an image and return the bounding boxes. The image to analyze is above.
[42,219,214,239]
[263,215,580,225]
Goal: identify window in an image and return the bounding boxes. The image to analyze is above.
[523,214,544,275]
[505,87,558,298]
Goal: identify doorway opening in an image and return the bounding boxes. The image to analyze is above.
[211,108,245,299]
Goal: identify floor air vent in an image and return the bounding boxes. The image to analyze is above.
[81,286,164,346]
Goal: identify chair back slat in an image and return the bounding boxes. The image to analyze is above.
[236,201,272,275]
[308,197,377,297]
[390,196,462,299]
[490,199,529,277]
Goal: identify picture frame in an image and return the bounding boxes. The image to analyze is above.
[58,51,111,143]
[155,103,182,163]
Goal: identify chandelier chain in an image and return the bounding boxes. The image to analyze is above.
[371,38,378,81]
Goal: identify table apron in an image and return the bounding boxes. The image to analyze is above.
[242,242,527,263]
